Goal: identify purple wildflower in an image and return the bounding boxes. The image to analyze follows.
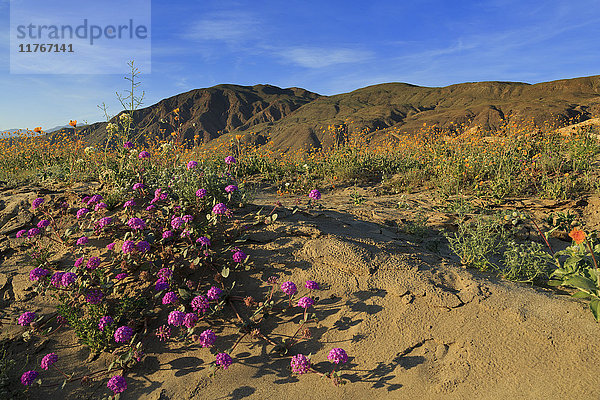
[138,150,150,159]
[162,291,178,305]
[82,196,91,204]
[195,188,207,198]
[167,310,185,326]
[40,353,58,370]
[16,229,27,238]
[281,281,297,296]
[187,160,198,169]
[106,242,116,251]
[75,256,84,268]
[171,217,184,230]
[297,297,315,309]
[132,182,144,191]
[123,199,136,208]
[212,203,228,215]
[98,316,114,331]
[61,272,77,287]
[157,268,172,280]
[76,208,89,219]
[27,228,40,238]
[224,156,236,165]
[309,189,321,200]
[76,236,88,245]
[86,289,104,305]
[162,230,173,239]
[123,141,133,149]
[86,257,101,270]
[155,279,169,291]
[136,240,150,253]
[191,295,210,313]
[225,185,238,193]
[115,273,129,281]
[51,272,64,287]
[32,197,44,209]
[29,267,49,282]
[127,217,146,230]
[183,313,198,329]
[196,236,210,246]
[305,280,320,290]
[180,229,191,238]
[146,205,156,211]
[291,354,311,374]
[327,348,348,364]
[122,240,136,254]
[114,326,133,343]
[232,250,247,263]
[87,194,103,205]
[198,329,217,348]
[207,286,223,301]
[94,202,107,211]
[37,219,50,229]
[18,311,36,326]
[215,352,233,369]
[183,214,193,223]
[107,375,127,394]
[97,217,112,228]
[21,370,38,385]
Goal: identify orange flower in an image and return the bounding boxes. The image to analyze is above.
[235,135,243,141]
[173,108,180,114]
[33,127,42,133]
[69,120,77,127]
[569,228,586,244]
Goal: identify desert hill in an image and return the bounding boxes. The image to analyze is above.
[77,76,600,150]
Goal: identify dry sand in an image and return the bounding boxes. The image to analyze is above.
[1,184,599,399]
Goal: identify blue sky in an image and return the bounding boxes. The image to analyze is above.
[1,0,599,130]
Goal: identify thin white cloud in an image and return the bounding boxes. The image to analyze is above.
[185,11,260,44]
[277,47,373,69]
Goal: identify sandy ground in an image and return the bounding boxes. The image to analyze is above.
[1,183,600,399]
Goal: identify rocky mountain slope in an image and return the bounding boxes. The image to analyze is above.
[78,76,600,151]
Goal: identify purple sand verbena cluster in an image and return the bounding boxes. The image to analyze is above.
[291,354,311,374]
[327,348,348,364]
[216,352,233,369]
[281,281,297,296]
[198,329,216,347]
[114,326,133,343]
[40,353,58,370]
[107,375,127,394]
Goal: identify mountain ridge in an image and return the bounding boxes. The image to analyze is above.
[75,76,600,150]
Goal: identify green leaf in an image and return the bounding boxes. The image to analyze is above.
[178,288,191,300]
[590,299,600,321]
[271,213,278,222]
[572,291,592,300]
[547,279,564,287]
[221,267,230,278]
[565,275,597,293]
[108,360,115,372]
[564,256,584,271]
